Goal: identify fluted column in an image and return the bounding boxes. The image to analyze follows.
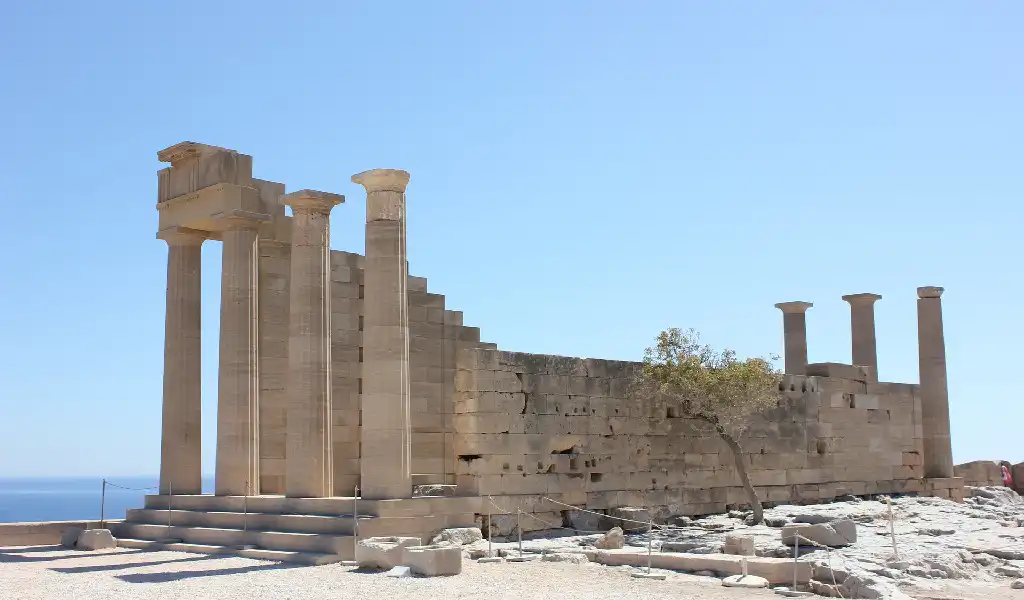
[918,286,953,478]
[775,301,813,375]
[158,227,206,495]
[283,190,344,498]
[353,168,412,500]
[842,293,882,372]
[215,215,263,496]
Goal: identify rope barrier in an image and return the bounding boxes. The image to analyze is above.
[494,493,855,598]
[103,480,159,491]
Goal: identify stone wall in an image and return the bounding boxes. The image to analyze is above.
[954,460,1004,487]
[257,243,494,495]
[0,520,123,547]
[453,348,927,533]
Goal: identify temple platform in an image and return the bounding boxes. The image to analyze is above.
[114,494,481,564]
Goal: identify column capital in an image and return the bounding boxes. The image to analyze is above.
[157,226,208,246]
[775,301,813,314]
[918,286,944,299]
[213,209,270,231]
[282,189,345,214]
[842,293,882,305]
[351,169,410,193]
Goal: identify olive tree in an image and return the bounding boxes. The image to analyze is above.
[634,328,782,523]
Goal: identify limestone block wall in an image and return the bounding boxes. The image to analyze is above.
[954,460,1004,487]
[453,347,925,533]
[257,245,493,495]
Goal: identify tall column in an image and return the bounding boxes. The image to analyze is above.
[774,301,813,374]
[918,286,954,478]
[842,293,882,372]
[215,215,264,496]
[158,227,206,495]
[283,190,344,498]
[353,168,412,500]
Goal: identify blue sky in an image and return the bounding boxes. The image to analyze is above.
[0,2,1020,477]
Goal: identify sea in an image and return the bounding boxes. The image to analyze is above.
[0,477,215,523]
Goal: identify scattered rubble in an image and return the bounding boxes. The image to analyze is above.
[430,527,482,546]
[594,527,624,550]
[460,486,1024,598]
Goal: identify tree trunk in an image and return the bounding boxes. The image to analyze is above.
[717,427,763,524]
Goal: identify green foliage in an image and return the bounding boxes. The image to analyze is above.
[635,327,782,436]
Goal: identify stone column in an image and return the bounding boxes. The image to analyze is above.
[352,168,412,500]
[918,286,954,478]
[842,293,882,372]
[283,190,344,498]
[774,301,813,375]
[158,227,206,495]
[215,215,264,496]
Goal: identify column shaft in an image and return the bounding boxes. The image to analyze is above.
[159,232,204,495]
[843,293,882,372]
[775,302,812,375]
[782,313,808,373]
[284,191,342,498]
[918,287,953,478]
[215,224,261,496]
[354,170,412,500]
[850,304,878,368]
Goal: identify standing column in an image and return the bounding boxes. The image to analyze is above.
[842,293,882,372]
[774,301,813,374]
[918,286,953,478]
[283,190,344,498]
[352,168,412,500]
[158,227,206,495]
[215,215,264,496]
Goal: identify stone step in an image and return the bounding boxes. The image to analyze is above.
[115,538,342,565]
[142,494,482,518]
[126,509,476,538]
[127,509,360,535]
[117,523,353,557]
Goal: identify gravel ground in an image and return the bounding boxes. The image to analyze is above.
[0,546,776,600]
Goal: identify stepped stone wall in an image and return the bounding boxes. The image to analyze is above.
[453,347,937,533]
[256,242,494,496]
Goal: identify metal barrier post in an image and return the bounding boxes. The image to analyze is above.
[99,479,107,529]
[517,510,523,556]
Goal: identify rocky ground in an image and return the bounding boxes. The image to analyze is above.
[480,486,1024,599]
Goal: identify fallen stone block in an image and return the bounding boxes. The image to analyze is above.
[594,526,624,549]
[1011,579,1024,589]
[723,535,755,556]
[604,507,651,533]
[596,549,812,585]
[76,529,115,551]
[661,540,722,554]
[723,574,768,588]
[782,519,857,548]
[430,527,482,546]
[60,527,83,548]
[565,510,603,533]
[357,536,422,570]
[403,545,463,576]
[385,566,411,578]
[541,552,590,564]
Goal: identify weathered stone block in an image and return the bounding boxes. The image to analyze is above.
[76,529,116,551]
[357,536,423,570]
[60,527,83,548]
[402,545,462,576]
[781,519,857,548]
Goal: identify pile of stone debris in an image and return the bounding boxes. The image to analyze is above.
[415,486,1024,599]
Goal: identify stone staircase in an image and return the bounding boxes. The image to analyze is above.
[114,494,480,565]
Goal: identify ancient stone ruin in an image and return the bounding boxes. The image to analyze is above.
[118,141,962,561]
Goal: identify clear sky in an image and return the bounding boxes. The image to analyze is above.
[0,2,1020,477]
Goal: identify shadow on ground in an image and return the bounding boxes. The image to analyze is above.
[115,561,298,583]
[0,547,147,564]
[51,553,217,574]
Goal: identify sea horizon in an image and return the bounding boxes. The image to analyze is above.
[0,476,215,524]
